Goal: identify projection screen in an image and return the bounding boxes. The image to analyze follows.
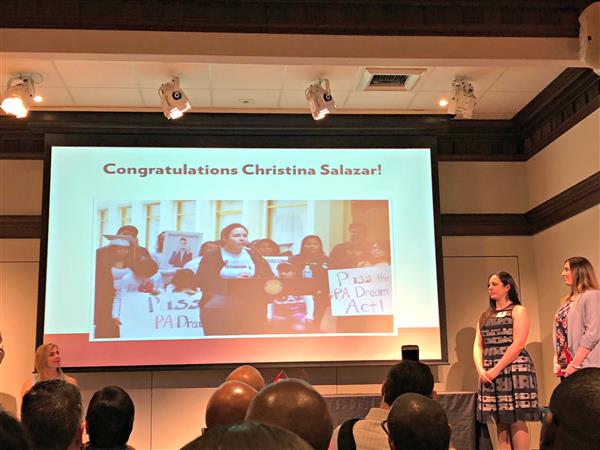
[42,146,445,368]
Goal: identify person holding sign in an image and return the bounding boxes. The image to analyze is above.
[356,240,391,267]
[196,223,275,336]
[94,235,134,339]
[169,237,193,268]
[112,258,164,327]
[474,272,539,450]
[329,223,370,269]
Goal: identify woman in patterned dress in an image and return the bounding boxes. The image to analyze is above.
[553,257,600,378]
[473,272,539,450]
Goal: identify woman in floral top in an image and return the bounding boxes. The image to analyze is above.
[553,256,600,378]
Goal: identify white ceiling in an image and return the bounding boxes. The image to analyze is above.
[0,30,581,120]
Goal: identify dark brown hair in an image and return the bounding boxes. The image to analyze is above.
[479,271,521,329]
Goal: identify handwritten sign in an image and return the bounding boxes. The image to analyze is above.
[119,291,204,339]
[328,266,393,317]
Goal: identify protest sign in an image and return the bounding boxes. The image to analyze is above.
[119,291,203,338]
[328,266,393,316]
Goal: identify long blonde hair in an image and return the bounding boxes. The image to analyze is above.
[561,256,599,303]
[34,343,64,379]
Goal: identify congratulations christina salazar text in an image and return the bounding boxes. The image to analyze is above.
[102,163,382,177]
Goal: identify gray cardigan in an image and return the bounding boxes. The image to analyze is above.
[568,289,600,368]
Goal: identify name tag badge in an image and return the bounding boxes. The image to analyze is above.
[496,311,507,318]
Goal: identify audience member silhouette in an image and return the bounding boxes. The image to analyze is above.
[0,408,32,450]
[245,378,333,450]
[331,360,434,449]
[541,367,600,450]
[180,421,313,450]
[386,392,450,450]
[21,379,83,450]
[225,365,266,391]
[84,386,135,450]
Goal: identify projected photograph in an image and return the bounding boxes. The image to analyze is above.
[92,199,394,340]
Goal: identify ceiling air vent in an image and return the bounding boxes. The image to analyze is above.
[357,68,426,91]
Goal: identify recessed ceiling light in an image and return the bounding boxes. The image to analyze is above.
[438,98,449,108]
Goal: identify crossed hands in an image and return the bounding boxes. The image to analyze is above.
[478,367,499,385]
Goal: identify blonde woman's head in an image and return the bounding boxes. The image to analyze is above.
[563,257,599,296]
[34,343,63,377]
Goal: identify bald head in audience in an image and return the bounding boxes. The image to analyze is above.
[387,393,450,450]
[541,368,600,450]
[205,381,258,430]
[245,378,333,450]
[225,365,266,391]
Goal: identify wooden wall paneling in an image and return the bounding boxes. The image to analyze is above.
[0,1,592,36]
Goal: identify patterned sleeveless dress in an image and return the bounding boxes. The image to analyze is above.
[477,304,540,424]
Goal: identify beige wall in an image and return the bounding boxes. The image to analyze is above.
[438,109,600,213]
[0,240,38,415]
[0,160,44,215]
[526,109,600,208]
[1,109,599,448]
[438,161,529,213]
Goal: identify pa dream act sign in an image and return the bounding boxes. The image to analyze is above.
[118,291,203,339]
[328,266,393,317]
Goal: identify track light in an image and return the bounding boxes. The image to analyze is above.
[158,76,191,120]
[447,79,476,119]
[1,75,43,119]
[305,78,335,120]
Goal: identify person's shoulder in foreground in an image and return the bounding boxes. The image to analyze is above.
[541,367,600,450]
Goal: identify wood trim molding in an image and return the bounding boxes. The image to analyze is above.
[442,172,600,236]
[0,112,519,161]
[438,121,520,161]
[526,172,600,234]
[0,215,42,239]
[2,172,598,238]
[514,69,600,159]
[0,1,592,37]
[440,214,530,236]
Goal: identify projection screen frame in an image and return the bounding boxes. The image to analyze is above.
[38,131,448,372]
